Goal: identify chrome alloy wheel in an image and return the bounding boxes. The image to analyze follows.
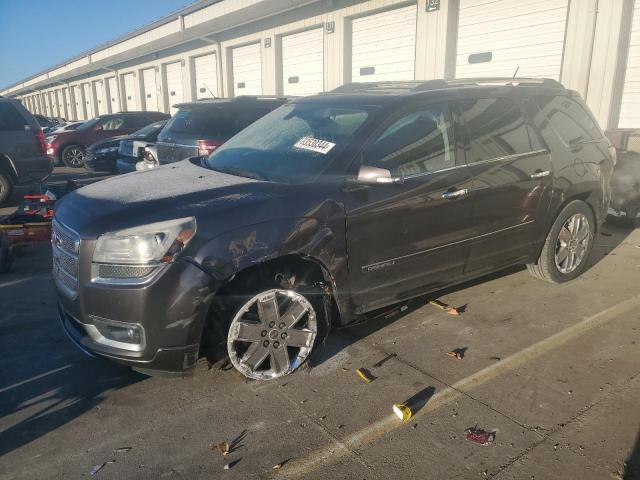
[64,147,85,167]
[555,213,591,274]
[227,289,317,380]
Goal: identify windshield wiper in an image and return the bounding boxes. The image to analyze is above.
[209,165,268,181]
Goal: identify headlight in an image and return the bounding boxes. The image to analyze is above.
[92,217,196,284]
[135,160,157,171]
[95,146,119,155]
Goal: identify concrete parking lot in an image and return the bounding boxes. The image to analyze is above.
[1,169,639,480]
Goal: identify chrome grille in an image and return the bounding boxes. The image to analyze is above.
[52,219,79,299]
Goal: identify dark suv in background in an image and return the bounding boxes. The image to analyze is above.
[0,98,53,204]
[153,96,288,165]
[53,79,614,380]
[46,111,168,167]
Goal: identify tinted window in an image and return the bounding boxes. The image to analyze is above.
[100,116,125,130]
[534,95,602,144]
[132,121,165,138]
[125,115,154,129]
[457,97,543,164]
[165,105,275,138]
[0,103,28,131]
[206,103,370,183]
[366,102,454,176]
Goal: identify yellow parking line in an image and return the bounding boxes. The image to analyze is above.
[281,293,640,479]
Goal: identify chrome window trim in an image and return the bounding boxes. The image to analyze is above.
[465,149,549,168]
[362,220,535,272]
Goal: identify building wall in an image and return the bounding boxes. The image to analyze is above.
[4,0,637,130]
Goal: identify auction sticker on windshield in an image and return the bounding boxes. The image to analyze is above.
[293,136,336,155]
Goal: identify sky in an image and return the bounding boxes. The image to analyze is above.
[0,0,195,89]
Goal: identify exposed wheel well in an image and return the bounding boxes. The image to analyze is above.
[200,254,338,355]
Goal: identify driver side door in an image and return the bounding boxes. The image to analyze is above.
[344,101,475,313]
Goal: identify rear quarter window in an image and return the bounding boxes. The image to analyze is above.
[0,103,28,131]
[165,105,277,138]
[534,95,603,145]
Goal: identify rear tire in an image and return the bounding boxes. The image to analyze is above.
[528,200,595,283]
[61,145,85,168]
[0,170,13,205]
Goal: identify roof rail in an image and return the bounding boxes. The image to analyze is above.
[446,77,564,89]
[234,95,290,101]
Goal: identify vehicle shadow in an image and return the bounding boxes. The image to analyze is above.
[626,429,640,479]
[0,246,144,458]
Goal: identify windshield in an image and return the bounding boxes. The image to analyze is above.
[205,103,370,183]
[133,121,165,138]
[77,117,100,130]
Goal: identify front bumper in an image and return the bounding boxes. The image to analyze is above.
[56,259,220,373]
[116,156,138,174]
[84,153,118,173]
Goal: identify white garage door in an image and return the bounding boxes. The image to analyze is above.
[456,0,569,79]
[282,28,324,96]
[351,6,417,82]
[62,88,72,119]
[49,92,59,117]
[82,83,94,118]
[165,62,184,114]
[73,85,85,120]
[619,3,640,128]
[122,73,138,111]
[93,80,107,116]
[232,43,262,96]
[107,77,120,113]
[194,53,218,99]
[55,90,66,119]
[142,68,159,111]
[43,93,51,117]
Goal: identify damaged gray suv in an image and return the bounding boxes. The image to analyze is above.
[53,79,614,379]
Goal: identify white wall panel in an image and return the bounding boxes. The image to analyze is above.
[73,85,85,120]
[619,2,640,128]
[142,68,160,111]
[122,73,139,111]
[165,61,184,114]
[282,27,324,96]
[232,43,262,96]
[193,53,218,99]
[94,80,108,115]
[351,6,417,82]
[456,0,569,79]
[82,83,94,118]
[107,77,120,113]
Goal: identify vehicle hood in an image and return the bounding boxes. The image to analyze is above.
[89,135,129,150]
[54,159,291,237]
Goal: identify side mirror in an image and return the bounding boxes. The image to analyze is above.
[356,165,404,185]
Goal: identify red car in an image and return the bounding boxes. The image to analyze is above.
[46,111,168,167]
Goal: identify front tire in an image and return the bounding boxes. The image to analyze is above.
[0,170,13,205]
[528,200,595,283]
[61,145,86,168]
[224,284,324,380]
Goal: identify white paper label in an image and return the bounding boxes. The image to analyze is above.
[293,136,336,155]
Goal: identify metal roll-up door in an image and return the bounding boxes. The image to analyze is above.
[232,43,262,96]
[165,62,184,114]
[56,90,66,119]
[43,93,51,117]
[142,68,159,111]
[122,73,138,111]
[82,83,94,118]
[351,6,417,82]
[94,80,107,115]
[49,92,59,117]
[456,0,569,79]
[619,2,640,127]
[282,28,324,96]
[73,85,85,120]
[107,77,120,113]
[62,87,72,119]
[194,53,218,99]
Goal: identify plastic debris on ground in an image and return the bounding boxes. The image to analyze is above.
[113,447,132,453]
[447,347,467,360]
[373,353,397,368]
[90,460,115,476]
[355,367,376,383]
[465,426,496,446]
[428,299,461,316]
[212,441,230,456]
[392,403,413,422]
[273,459,291,470]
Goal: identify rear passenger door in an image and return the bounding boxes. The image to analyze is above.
[454,96,553,275]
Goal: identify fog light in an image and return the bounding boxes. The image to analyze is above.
[91,316,145,346]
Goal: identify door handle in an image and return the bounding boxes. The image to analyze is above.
[442,188,469,200]
[530,170,550,179]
